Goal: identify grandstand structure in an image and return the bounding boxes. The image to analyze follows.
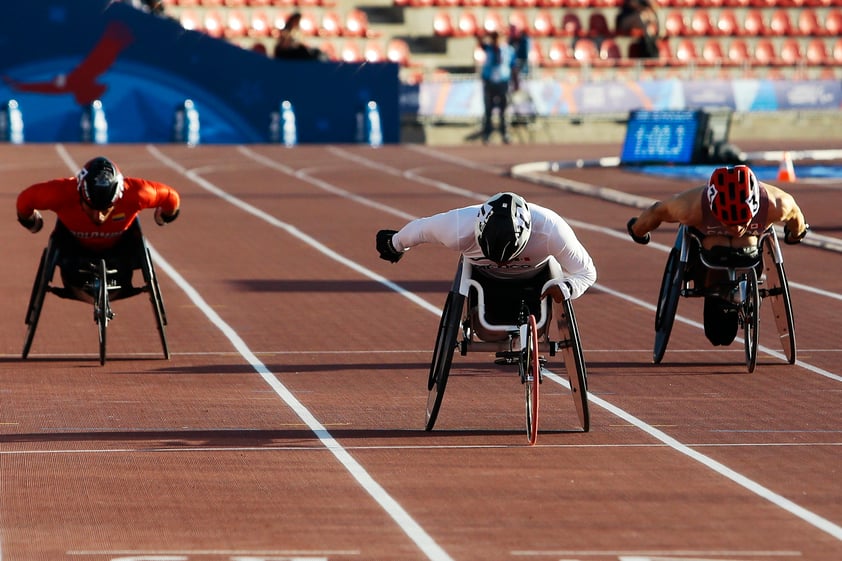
[161,0,842,83]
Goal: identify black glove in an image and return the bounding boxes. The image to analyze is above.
[155,207,180,226]
[783,224,809,245]
[376,229,403,263]
[627,217,650,245]
[18,211,43,233]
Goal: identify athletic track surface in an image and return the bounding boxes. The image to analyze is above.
[0,141,839,561]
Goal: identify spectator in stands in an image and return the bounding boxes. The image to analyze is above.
[477,31,516,145]
[508,24,531,92]
[273,12,326,61]
[615,0,661,58]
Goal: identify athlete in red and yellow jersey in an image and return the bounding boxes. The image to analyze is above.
[16,156,181,299]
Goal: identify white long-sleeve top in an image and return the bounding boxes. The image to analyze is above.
[392,203,597,299]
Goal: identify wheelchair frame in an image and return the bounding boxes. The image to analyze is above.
[22,219,170,365]
[654,225,796,373]
[425,256,589,444]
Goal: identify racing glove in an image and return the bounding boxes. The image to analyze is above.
[627,217,650,245]
[18,211,43,233]
[376,229,403,263]
[783,224,809,245]
[155,207,180,226]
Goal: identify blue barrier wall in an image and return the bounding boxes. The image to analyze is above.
[0,0,400,144]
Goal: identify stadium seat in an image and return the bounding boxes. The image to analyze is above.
[673,38,699,64]
[742,9,766,36]
[599,38,625,65]
[727,38,751,65]
[587,12,612,38]
[249,11,272,37]
[826,10,842,36]
[547,39,575,67]
[386,38,412,66]
[344,9,370,37]
[223,0,246,6]
[753,38,778,65]
[573,37,599,63]
[320,11,343,37]
[340,40,363,62]
[717,10,740,36]
[508,10,530,33]
[298,12,319,36]
[664,10,688,37]
[319,40,338,61]
[805,38,829,65]
[433,11,455,37]
[457,11,480,37]
[768,9,794,36]
[689,10,715,36]
[833,38,842,65]
[203,10,225,37]
[532,10,556,37]
[178,9,201,31]
[701,38,725,65]
[483,10,506,34]
[512,0,538,7]
[528,39,546,67]
[559,12,583,38]
[779,38,803,65]
[224,9,249,38]
[797,9,822,36]
[364,39,386,62]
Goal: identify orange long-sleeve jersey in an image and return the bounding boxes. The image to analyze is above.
[17,176,180,251]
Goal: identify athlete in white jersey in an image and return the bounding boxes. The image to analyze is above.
[376,192,596,327]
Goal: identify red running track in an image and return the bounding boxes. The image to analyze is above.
[0,142,839,561]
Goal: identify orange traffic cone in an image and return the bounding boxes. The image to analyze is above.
[777,151,796,182]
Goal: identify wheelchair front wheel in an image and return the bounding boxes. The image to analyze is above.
[142,246,170,359]
[425,291,464,431]
[741,268,760,373]
[23,246,52,359]
[523,313,540,445]
[654,247,683,364]
[95,259,111,366]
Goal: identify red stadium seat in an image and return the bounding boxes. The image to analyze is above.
[319,40,338,61]
[701,38,725,64]
[742,9,766,36]
[202,10,225,37]
[457,11,480,37]
[528,39,545,67]
[249,11,272,37]
[433,11,455,37]
[689,10,715,36]
[178,9,201,31]
[386,38,412,66]
[805,38,829,65]
[573,37,599,63]
[826,10,842,36]
[753,38,778,65]
[797,9,822,36]
[340,40,363,62]
[320,11,342,37]
[779,38,803,65]
[532,10,556,37]
[547,39,575,67]
[599,38,624,64]
[587,12,612,38]
[224,9,249,38]
[727,38,751,65]
[833,38,842,65]
[482,10,506,35]
[298,12,319,36]
[664,10,687,37]
[364,40,386,62]
[768,9,794,36]
[673,38,699,64]
[559,12,582,38]
[717,10,740,36]
[508,10,530,33]
[344,9,369,37]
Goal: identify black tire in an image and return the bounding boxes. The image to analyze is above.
[654,247,683,364]
[22,246,53,359]
[742,268,760,373]
[524,313,540,445]
[96,259,109,366]
[142,245,170,359]
[425,291,464,431]
[560,299,589,432]
[773,261,796,364]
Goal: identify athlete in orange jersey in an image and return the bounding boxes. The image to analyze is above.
[17,156,181,300]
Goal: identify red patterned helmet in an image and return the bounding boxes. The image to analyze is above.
[706,165,760,226]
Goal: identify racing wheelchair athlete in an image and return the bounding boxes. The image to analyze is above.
[627,165,808,372]
[377,192,597,442]
[17,156,181,365]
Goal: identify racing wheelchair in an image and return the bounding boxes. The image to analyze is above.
[654,225,796,373]
[426,257,589,444]
[22,219,169,365]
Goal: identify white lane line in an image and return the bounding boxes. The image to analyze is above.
[233,145,842,542]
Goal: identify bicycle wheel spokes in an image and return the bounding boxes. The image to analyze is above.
[524,314,540,445]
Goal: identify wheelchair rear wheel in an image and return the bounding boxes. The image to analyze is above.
[142,245,170,359]
[761,243,796,364]
[425,291,464,431]
[23,245,54,359]
[559,299,589,432]
[741,268,760,373]
[654,247,683,364]
[523,313,540,445]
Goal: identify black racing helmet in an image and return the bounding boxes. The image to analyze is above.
[77,156,124,211]
[475,192,532,262]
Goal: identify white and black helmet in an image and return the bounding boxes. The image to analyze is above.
[475,192,532,262]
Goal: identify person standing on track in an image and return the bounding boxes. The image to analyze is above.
[16,156,181,302]
[626,164,808,346]
[376,192,597,339]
